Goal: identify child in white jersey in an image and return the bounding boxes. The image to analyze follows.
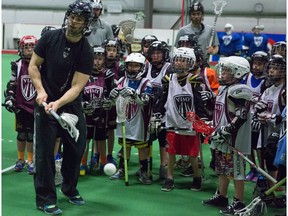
[202,56,252,215]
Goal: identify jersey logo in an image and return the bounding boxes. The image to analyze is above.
[126,101,139,122]
[173,95,193,120]
[63,47,70,58]
[223,35,232,45]
[84,85,103,101]
[21,75,36,101]
[213,101,225,128]
[267,100,274,113]
[254,36,263,47]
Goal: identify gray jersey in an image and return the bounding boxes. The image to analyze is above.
[86,19,114,46]
[211,85,251,154]
[175,23,219,56]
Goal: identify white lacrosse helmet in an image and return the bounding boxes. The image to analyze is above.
[228,84,252,101]
[217,56,250,85]
[90,0,103,9]
[125,53,146,80]
[224,23,234,34]
[172,47,196,74]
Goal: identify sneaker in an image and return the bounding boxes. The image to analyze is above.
[38,204,62,215]
[202,194,229,207]
[139,171,152,185]
[159,165,167,179]
[161,178,174,192]
[220,198,245,216]
[60,189,84,205]
[180,165,194,177]
[14,159,25,172]
[27,161,35,175]
[245,169,257,181]
[79,165,88,176]
[251,172,259,183]
[107,154,117,166]
[90,153,99,171]
[190,176,202,191]
[109,169,124,180]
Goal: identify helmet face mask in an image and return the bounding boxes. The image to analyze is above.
[93,46,105,73]
[265,55,286,84]
[251,51,268,77]
[172,47,196,74]
[125,53,146,80]
[272,41,286,58]
[141,35,158,57]
[147,41,168,66]
[18,35,38,59]
[103,39,119,63]
[177,34,198,48]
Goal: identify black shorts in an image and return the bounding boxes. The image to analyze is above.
[86,126,108,141]
[251,131,259,150]
[15,109,34,133]
[108,107,117,130]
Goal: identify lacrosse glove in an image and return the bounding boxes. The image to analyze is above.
[4,95,17,113]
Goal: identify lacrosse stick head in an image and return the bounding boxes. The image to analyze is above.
[186,112,214,135]
[234,196,267,216]
[212,0,227,15]
[59,113,80,142]
[119,19,137,44]
[115,95,130,123]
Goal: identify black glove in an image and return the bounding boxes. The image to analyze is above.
[266,132,279,157]
[200,91,215,102]
[81,101,95,115]
[251,115,262,132]
[102,98,112,110]
[4,95,17,113]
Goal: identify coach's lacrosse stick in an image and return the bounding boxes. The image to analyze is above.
[42,102,79,142]
[119,19,137,44]
[209,0,227,47]
[115,94,131,186]
[235,177,286,216]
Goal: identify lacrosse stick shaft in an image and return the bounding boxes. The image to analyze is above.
[229,146,277,184]
[122,122,129,186]
[198,134,205,178]
[149,140,153,180]
[42,102,61,122]
[265,177,286,196]
[1,164,15,173]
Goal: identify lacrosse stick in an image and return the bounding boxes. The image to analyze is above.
[42,102,79,142]
[2,164,16,173]
[119,19,137,44]
[209,0,227,47]
[115,94,131,186]
[235,177,286,216]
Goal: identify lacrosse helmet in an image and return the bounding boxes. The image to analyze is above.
[224,23,234,35]
[41,26,56,37]
[18,35,38,59]
[172,47,196,74]
[161,41,171,62]
[271,41,286,58]
[63,1,93,36]
[147,41,169,66]
[265,55,286,84]
[141,35,158,53]
[125,53,146,80]
[111,24,120,37]
[217,56,250,85]
[189,1,204,15]
[90,0,103,9]
[177,34,198,48]
[102,39,120,63]
[92,46,105,73]
[251,51,269,77]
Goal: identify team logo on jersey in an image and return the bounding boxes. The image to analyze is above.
[254,36,263,47]
[213,101,225,128]
[126,101,139,122]
[267,100,274,113]
[173,95,193,120]
[21,75,36,101]
[84,85,103,101]
[63,47,71,58]
[223,35,232,45]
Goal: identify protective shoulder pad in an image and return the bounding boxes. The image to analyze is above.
[228,84,252,101]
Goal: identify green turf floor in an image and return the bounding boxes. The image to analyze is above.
[1,54,286,216]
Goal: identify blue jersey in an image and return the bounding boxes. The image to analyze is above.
[243,33,269,57]
[218,32,242,56]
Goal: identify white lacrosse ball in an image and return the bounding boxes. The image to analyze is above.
[103,163,117,176]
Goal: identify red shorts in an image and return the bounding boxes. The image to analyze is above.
[166,131,199,156]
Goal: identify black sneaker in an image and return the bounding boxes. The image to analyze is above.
[190,176,201,191]
[161,178,174,192]
[60,189,84,205]
[202,194,229,207]
[38,204,63,215]
[180,165,194,177]
[139,171,152,185]
[220,198,245,216]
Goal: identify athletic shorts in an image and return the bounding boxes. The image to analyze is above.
[118,138,148,149]
[251,131,259,150]
[149,129,166,148]
[215,150,245,180]
[108,107,117,130]
[165,131,199,156]
[86,126,108,141]
[15,109,34,133]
